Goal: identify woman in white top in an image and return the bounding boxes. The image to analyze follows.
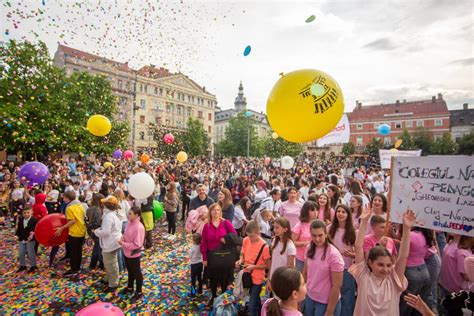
[114,189,130,273]
[232,197,250,236]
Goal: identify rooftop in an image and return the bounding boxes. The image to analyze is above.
[450,104,474,127]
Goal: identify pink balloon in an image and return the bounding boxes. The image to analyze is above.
[76,302,124,316]
[163,133,174,145]
[123,150,134,160]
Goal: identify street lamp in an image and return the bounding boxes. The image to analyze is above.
[245,110,252,158]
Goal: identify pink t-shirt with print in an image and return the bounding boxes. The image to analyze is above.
[292,222,311,261]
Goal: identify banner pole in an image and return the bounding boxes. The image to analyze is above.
[385,156,395,237]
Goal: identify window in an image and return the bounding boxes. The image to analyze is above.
[406,121,413,128]
[434,134,443,140]
[119,97,127,106]
[139,116,145,124]
[435,119,442,126]
[126,81,130,91]
[154,87,158,95]
[155,117,161,124]
[139,84,143,92]
[356,136,363,146]
[395,122,401,128]
[176,120,182,128]
[187,107,192,117]
[374,123,379,129]
[165,119,170,126]
[384,137,391,145]
[159,88,163,96]
[139,131,145,140]
[357,123,363,130]
[144,85,148,93]
[208,126,211,133]
[198,111,203,118]
[166,104,171,113]
[208,113,212,121]
[154,102,161,111]
[140,99,146,109]
[416,120,424,127]
[118,80,122,89]
[177,106,182,116]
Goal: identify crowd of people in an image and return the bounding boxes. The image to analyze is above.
[0,154,472,315]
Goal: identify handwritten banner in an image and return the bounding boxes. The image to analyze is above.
[389,156,474,236]
[379,149,421,169]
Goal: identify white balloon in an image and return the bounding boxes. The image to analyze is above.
[128,172,155,199]
[281,156,294,170]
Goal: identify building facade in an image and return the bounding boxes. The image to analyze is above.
[214,82,270,144]
[347,94,450,148]
[53,45,217,152]
[449,103,473,141]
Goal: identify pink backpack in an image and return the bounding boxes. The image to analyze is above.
[185,205,208,233]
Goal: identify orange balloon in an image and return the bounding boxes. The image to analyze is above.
[395,139,403,149]
[140,153,150,163]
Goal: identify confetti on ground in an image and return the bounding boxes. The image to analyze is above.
[0,221,213,315]
[305,15,316,23]
[243,45,251,56]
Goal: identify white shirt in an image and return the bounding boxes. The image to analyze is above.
[94,208,122,252]
[232,205,247,229]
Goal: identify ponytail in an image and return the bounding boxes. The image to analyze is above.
[265,298,282,316]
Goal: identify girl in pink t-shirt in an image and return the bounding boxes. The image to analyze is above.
[349,195,363,230]
[327,205,357,316]
[280,187,303,229]
[439,234,473,293]
[318,193,335,225]
[363,215,397,257]
[303,219,344,316]
[269,217,296,289]
[262,267,306,316]
[349,207,415,316]
[292,201,319,272]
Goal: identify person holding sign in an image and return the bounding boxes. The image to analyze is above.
[349,207,416,315]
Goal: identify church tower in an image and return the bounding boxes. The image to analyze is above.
[234,81,247,112]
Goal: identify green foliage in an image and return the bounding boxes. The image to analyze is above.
[215,112,261,157]
[341,142,355,156]
[396,129,416,150]
[430,132,458,155]
[261,134,304,158]
[364,137,383,156]
[182,118,210,156]
[0,40,129,157]
[152,128,186,158]
[412,127,433,155]
[456,132,474,155]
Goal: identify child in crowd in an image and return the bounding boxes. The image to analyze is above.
[188,233,203,297]
[292,201,318,272]
[262,267,306,316]
[269,218,296,291]
[363,214,397,257]
[237,220,271,316]
[259,209,273,244]
[16,206,38,273]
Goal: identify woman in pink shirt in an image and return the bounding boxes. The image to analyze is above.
[318,193,335,225]
[399,227,434,315]
[349,195,363,230]
[280,187,303,229]
[119,206,145,301]
[292,201,319,272]
[439,234,473,296]
[365,193,387,235]
[327,205,356,316]
[303,219,344,316]
[349,207,415,316]
[200,203,237,307]
[262,267,306,316]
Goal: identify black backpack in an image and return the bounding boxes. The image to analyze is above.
[249,197,272,217]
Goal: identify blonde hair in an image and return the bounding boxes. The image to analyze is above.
[208,203,222,223]
[113,189,126,202]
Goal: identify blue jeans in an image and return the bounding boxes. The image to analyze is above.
[436,232,446,257]
[90,238,103,269]
[340,270,355,316]
[19,241,36,267]
[295,258,305,272]
[425,253,441,310]
[303,296,341,316]
[249,283,263,316]
[400,264,432,316]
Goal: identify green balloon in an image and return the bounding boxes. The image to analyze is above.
[153,200,164,221]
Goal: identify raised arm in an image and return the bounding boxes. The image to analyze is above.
[395,209,416,280]
[355,206,371,264]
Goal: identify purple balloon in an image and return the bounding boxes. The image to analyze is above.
[113,149,122,159]
[18,162,50,185]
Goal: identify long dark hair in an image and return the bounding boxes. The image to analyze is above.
[238,196,251,219]
[272,217,293,255]
[328,205,356,246]
[299,201,318,223]
[307,219,331,260]
[267,267,302,316]
[351,195,364,219]
[318,193,332,221]
[327,185,340,208]
[371,193,387,213]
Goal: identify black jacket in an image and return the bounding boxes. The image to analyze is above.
[16,216,38,241]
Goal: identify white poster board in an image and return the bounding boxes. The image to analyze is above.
[389,156,474,236]
[379,149,422,169]
[316,114,350,147]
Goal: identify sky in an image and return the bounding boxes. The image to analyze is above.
[2,0,473,113]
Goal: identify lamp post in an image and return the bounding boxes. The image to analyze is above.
[245,111,252,158]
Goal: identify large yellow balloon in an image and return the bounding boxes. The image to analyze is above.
[266,69,344,143]
[87,115,112,137]
[176,151,188,163]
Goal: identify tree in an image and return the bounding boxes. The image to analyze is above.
[215,112,261,157]
[0,40,129,158]
[341,142,355,156]
[457,132,474,155]
[182,118,210,156]
[152,127,186,158]
[364,137,383,156]
[412,127,433,155]
[430,132,458,155]
[396,129,416,150]
[262,134,304,158]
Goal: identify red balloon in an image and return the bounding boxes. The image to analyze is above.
[35,214,69,247]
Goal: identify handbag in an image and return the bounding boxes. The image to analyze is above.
[242,243,266,289]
